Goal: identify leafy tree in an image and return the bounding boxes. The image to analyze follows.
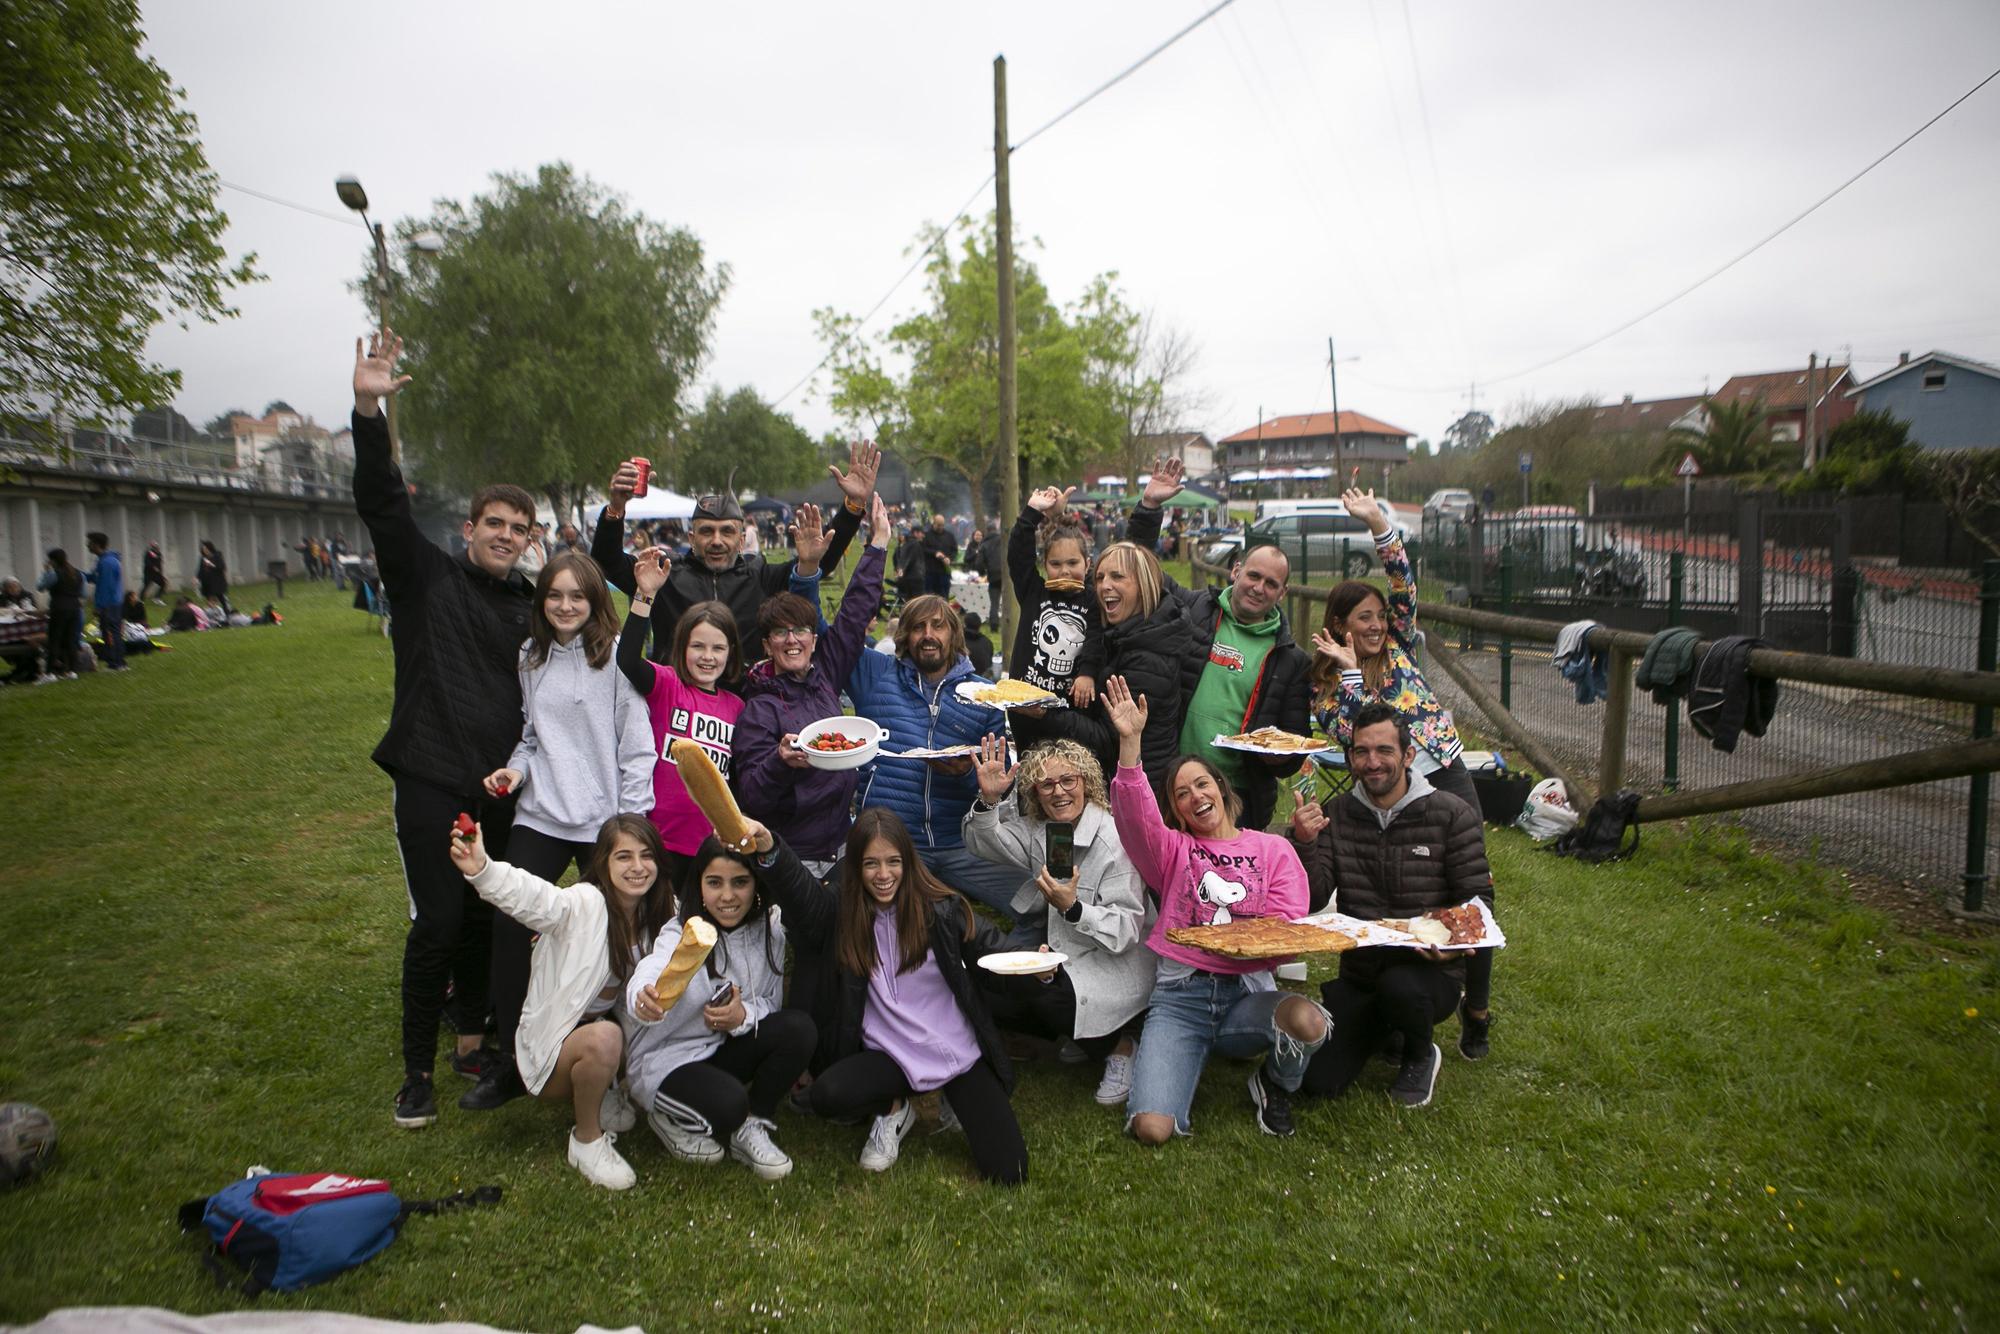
[131,404,197,443]
[1443,409,1495,453]
[1071,278,1207,491]
[1919,451,2000,559]
[1668,398,1785,476]
[261,399,296,418]
[0,0,259,427]
[674,385,818,495]
[814,219,1121,529]
[381,162,728,522]
[202,408,249,439]
[1789,408,1920,495]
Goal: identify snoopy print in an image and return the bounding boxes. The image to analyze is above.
[1195,869,1249,925]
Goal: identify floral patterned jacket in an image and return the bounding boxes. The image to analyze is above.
[1313,529,1464,771]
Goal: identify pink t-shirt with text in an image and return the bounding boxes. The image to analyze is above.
[640,663,745,855]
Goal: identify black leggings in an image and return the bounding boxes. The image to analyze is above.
[976,968,1123,1060]
[1302,962,1463,1099]
[650,1009,817,1139]
[46,609,80,675]
[495,825,593,1059]
[392,778,514,1075]
[1429,758,1495,1013]
[810,1050,1027,1186]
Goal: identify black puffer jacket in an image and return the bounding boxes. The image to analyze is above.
[1293,780,1491,985]
[592,505,859,662]
[766,859,1015,1089]
[1035,597,1192,789]
[352,409,534,796]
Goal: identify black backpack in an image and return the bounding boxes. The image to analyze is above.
[1552,790,1642,863]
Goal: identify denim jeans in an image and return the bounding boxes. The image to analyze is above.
[922,844,1029,922]
[1126,971,1328,1135]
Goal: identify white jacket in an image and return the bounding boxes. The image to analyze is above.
[961,798,1154,1039]
[466,858,633,1095]
[623,910,788,1105]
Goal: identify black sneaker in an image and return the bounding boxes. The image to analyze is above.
[458,1063,527,1111]
[449,1045,502,1080]
[1457,1002,1491,1061]
[394,1072,438,1128]
[1247,1063,1295,1137]
[1390,1043,1442,1109]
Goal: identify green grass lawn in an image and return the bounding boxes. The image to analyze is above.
[2,581,1997,1330]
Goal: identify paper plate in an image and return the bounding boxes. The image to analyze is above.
[976,950,1070,976]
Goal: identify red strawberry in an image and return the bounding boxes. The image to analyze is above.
[453,813,477,841]
[494,782,511,796]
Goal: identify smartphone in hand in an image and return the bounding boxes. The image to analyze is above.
[708,981,737,1010]
[1046,821,1075,880]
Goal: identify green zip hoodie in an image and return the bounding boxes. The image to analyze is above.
[1179,587,1283,788]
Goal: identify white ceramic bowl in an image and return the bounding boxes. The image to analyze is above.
[796,715,885,771]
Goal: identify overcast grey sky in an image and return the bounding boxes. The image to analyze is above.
[141,0,2000,457]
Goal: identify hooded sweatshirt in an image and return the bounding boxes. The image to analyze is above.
[509,635,655,842]
[1109,763,1308,980]
[1179,586,1282,788]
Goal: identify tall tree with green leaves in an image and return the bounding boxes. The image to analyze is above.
[813,219,1121,527]
[381,163,728,522]
[674,385,819,495]
[1669,398,1784,476]
[0,0,259,428]
[1072,278,1208,491]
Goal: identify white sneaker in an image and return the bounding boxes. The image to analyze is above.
[648,1107,724,1165]
[567,1129,636,1190]
[1057,1038,1089,1065]
[934,1094,961,1134]
[1095,1048,1136,1106]
[728,1116,794,1180]
[599,1083,637,1133]
[859,1100,916,1172]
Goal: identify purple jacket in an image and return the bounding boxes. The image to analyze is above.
[735,545,886,859]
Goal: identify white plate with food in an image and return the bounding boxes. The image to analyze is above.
[795,716,885,771]
[878,743,982,761]
[955,679,1062,710]
[976,950,1070,976]
[1372,900,1505,951]
[1211,727,1335,756]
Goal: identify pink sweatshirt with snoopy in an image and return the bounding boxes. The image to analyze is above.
[1109,763,1308,977]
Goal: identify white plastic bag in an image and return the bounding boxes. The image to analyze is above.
[1515,777,1579,841]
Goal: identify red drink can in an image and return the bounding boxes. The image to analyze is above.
[631,457,651,498]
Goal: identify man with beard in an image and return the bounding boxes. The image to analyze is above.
[846,595,1023,923]
[590,443,880,660]
[1287,703,1493,1110]
[1123,457,1312,832]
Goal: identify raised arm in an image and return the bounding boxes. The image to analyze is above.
[618,546,670,695]
[590,459,642,595]
[1342,488,1415,640]
[820,497,890,684]
[349,330,450,600]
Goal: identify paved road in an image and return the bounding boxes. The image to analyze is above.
[1428,639,1996,897]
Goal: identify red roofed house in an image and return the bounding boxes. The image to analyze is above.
[1706,364,1856,466]
[1219,410,1415,495]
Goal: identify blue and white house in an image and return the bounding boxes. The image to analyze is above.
[1845,351,2000,451]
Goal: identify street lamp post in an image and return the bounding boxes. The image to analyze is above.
[336,174,403,462]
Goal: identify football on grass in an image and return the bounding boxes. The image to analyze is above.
[0,1103,57,1187]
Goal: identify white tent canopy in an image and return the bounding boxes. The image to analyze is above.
[619,487,698,520]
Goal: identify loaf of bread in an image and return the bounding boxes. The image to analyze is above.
[670,738,752,848]
[649,916,717,1012]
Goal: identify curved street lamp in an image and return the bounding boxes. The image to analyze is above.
[335,174,404,460]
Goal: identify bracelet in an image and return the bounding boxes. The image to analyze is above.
[845,497,865,515]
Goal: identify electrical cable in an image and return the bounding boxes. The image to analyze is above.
[219,180,365,227]
[1011,0,1239,152]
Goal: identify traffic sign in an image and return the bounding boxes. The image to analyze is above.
[1676,453,1701,478]
[1518,451,1532,474]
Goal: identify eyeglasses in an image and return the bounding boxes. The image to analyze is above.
[767,626,815,644]
[1034,774,1083,794]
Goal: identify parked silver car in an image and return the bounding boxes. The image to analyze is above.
[1201,508,1382,580]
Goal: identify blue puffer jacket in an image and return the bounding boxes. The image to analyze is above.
[846,650,1007,850]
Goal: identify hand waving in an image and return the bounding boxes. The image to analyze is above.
[830,439,881,507]
[1340,487,1387,536]
[1103,674,1148,739]
[1311,628,1357,671]
[633,546,672,598]
[791,503,829,572]
[974,734,1017,805]
[353,328,412,413]
[1028,485,1075,514]
[1142,455,1186,509]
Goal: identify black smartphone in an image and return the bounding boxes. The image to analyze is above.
[1046,821,1075,879]
[708,981,737,1009]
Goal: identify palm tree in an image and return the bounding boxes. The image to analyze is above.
[1667,397,1782,476]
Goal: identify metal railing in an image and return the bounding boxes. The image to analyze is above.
[0,434,350,501]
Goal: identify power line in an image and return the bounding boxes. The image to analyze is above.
[772,0,1242,410]
[219,180,364,227]
[1011,0,1239,152]
[1466,62,2000,388]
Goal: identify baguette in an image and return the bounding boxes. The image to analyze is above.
[649,917,717,1011]
[670,738,752,848]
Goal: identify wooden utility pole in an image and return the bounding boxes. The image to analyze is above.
[994,55,1020,641]
[1327,337,1345,490]
[1803,352,1819,469]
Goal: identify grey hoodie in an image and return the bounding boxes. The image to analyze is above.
[509,634,655,842]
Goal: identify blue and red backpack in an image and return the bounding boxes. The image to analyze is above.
[179,1170,500,1295]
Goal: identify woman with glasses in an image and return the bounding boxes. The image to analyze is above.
[735,493,891,879]
[962,737,1152,1107]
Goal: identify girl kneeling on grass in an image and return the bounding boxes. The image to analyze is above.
[624,821,817,1181]
[778,809,1028,1185]
[1100,675,1331,1144]
[448,813,675,1190]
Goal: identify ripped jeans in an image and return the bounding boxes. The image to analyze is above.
[1126,970,1329,1135]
